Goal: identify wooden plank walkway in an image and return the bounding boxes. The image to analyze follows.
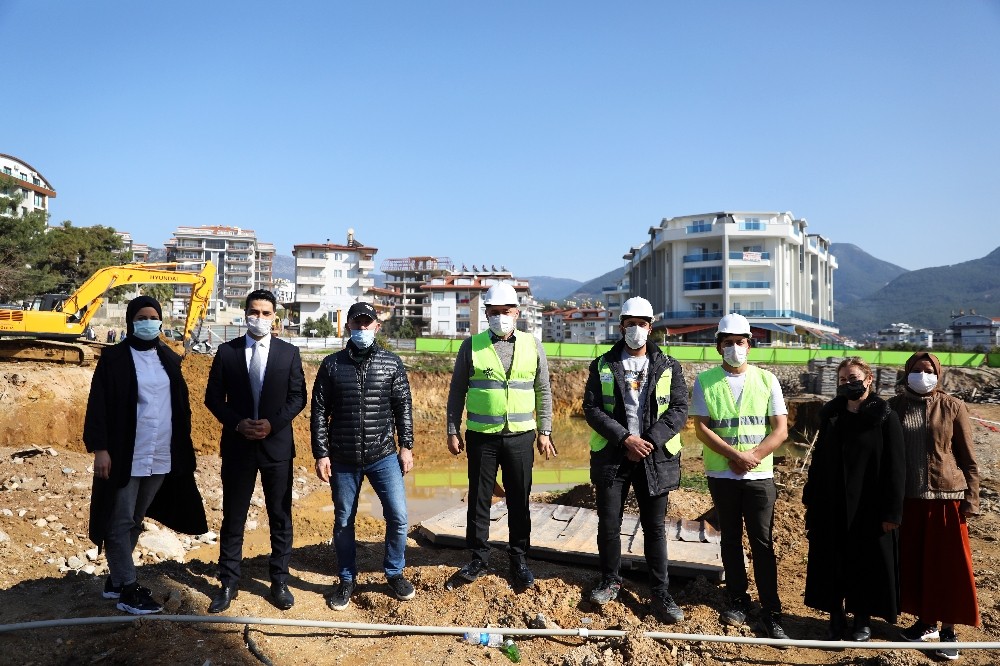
[419,501,725,581]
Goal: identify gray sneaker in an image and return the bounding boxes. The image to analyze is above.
[651,593,685,624]
[589,578,621,606]
[934,627,959,661]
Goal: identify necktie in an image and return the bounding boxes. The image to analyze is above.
[249,341,263,419]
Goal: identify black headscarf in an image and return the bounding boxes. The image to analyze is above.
[125,295,163,351]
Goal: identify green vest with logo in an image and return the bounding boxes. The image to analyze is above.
[699,365,774,473]
[466,330,537,434]
[589,355,683,455]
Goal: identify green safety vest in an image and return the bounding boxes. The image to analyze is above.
[466,330,537,434]
[589,355,683,455]
[698,365,774,473]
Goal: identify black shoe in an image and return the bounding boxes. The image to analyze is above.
[720,600,752,627]
[387,575,416,601]
[457,559,488,582]
[117,583,162,615]
[510,562,535,589]
[935,627,960,661]
[900,620,939,642]
[589,578,621,606]
[759,611,788,641]
[270,581,294,610]
[326,579,356,611]
[102,577,122,600]
[208,583,239,614]
[651,593,685,624]
[851,615,871,642]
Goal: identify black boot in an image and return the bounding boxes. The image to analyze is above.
[825,609,846,641]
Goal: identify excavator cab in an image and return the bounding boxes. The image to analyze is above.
[27,294,70,312]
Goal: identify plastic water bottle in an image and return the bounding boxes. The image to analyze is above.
[501,638,521,662]
[463,632,503,647]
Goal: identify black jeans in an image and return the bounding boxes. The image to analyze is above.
[465,429,535,565]
[707,476,781,613]
[595,460,670,597]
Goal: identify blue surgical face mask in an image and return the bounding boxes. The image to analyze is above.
[132,320,161,341]
[350,329,376,349]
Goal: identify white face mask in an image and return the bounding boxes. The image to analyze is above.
[246,315,272,337]
[488,314,516,337]
[907,371,938,394]
[623,325,648,350]
[723,344,748,368]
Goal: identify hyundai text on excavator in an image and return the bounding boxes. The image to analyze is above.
[0,262,216,365]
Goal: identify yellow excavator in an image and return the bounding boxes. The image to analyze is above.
[0,262,216,365]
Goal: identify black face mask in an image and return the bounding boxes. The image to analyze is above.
[837,380,867,401]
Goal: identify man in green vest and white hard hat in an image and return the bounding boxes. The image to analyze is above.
[446,281,556,589]
[692,313,789,640]
[582,296,689,624]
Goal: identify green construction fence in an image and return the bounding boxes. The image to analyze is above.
[414,338,992,367]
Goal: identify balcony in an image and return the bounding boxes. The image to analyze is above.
[296,293,323,303]
[729,281,771,289]
[297,276,325,285]
[683,281,723,291]
[683,252,723,263]
[358,259,375,271]
[225,269,252,277]
[728,251,770,262]
[686,223,713,234]
[358,277,374,288]
[227,255,252,264]
[737,221,766,231]
[296,257,326,268]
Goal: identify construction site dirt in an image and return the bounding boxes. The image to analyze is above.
[2,354,1000,665]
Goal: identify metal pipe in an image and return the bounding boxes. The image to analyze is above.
[1,615,998,652]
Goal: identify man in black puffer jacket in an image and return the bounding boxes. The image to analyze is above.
[311,302,415,612]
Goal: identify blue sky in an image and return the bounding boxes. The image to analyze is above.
[4,1,998,280]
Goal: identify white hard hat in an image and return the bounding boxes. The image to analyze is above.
[620,296,654,320]
[717,313,751,336]
[483,282,519,306]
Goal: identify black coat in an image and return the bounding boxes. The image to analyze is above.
[582,340,688,496]
[205,336,307,461]
[83,342,208,548]
[310,343,414,465]
[802,394,905,620]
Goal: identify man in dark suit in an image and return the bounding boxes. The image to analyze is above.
[205,289,306,613]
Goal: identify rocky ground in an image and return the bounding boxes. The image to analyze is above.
[2,356,1000,665]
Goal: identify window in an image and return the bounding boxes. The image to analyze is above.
[19,172,27,180]
[34,194,43,207]
[332,287,342,295]
[686,220,712,234]
[2,167,10,175]
[437,307,450,317]
[433,293,443,302]
[334,253,344,261]
[683,267,723,290]
[333,270,343,278]
[32,177,39,185]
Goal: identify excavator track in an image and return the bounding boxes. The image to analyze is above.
[0,339,100,366]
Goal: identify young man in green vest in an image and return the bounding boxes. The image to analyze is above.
[446,282,556,589]
[692,313,789,640]
[582,296,689,624]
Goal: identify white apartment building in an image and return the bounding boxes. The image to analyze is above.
[292,229,377,332]
[115,232,149,263]
[625,211,838,344]
[165,225,275,312]
[945,314,1000,350]
[1,153,55,217]
[423,267,542,339]
[877,322,934,348]
[600,274,630,341]
[542,307,612,344]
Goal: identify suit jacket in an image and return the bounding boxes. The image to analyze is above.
[205,335,307,461]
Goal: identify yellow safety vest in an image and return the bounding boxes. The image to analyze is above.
[466,330,537,433]
[589,355,683,454]
[698,365,774,473]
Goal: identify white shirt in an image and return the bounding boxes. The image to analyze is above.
[690,366,787,481]
[129,347,173,477]
[619,349,649,436]
[245,333,271,385]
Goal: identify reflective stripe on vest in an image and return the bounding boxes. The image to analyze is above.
[589,355,683,455]
[699,365,773,472]
[466,330,537,433]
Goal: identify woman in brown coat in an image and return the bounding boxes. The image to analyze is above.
[888,351,980,660]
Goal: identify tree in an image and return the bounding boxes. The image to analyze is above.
[312,314,335,337]
[32,222,126,294]
[142,284,176,314]
[0,203,48,300]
